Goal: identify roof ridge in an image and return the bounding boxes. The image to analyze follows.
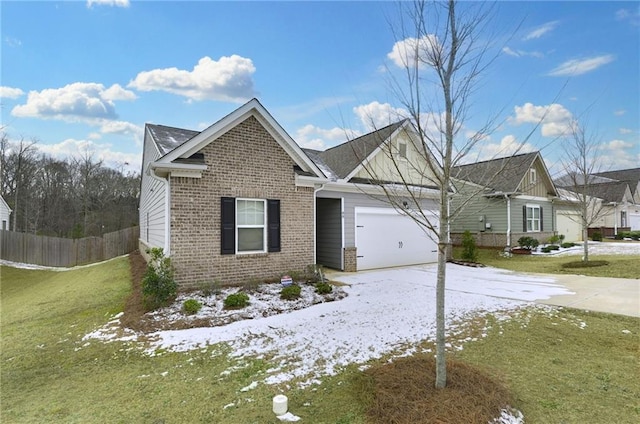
[321,119,406,153]
[453,151,539,169]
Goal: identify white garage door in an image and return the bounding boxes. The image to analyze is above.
[629,212,640,231]
[556,211,582,242]
[355,207,438,270]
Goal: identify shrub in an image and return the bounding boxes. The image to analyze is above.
[199,280,222,297]
[281,284,301,300]
[561,242,576,249]
[182,299,202,315]
[223,292,250,309]
[541,246,553,253]
[517,236,539,250]
[591,232,603,241]
[306,264,325,284]
[315,282,333,294]
[548,234,561,244]
[142,248,177,310]
[614,233,625,240]
[460,230,478,262]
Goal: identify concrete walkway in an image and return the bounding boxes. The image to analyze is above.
[538,273,640,318]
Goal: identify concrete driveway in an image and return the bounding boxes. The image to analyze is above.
[328,264,640,318]
[538,274,639,318]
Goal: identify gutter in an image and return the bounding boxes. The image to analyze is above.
[504,194,512,248]
[148,163,171,255]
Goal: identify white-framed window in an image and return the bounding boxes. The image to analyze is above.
[621,211,627,227]
[526,204,541,232]
[529,168,537,184]
[236,198,267,253]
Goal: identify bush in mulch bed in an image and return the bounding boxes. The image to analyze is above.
[364,355,512,424]
[562,260,609,269]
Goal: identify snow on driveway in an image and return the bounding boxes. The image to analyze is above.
[143,264,574,386]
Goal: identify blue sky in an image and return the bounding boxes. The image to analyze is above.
[1,0,638,177]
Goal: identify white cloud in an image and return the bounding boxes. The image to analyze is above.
[128,55,256,102]
[87,0,130,8]
[502,47,544,58]
[102,83,137,101]
[5,37,22,48]
[547,55,614,77]
[353,101,409,130]
[523,21,559,40]
[100,120,143,137]
[619,128,633,135]
[387,35,440,68]
[601,139,633,150]
[37,138,141,172]
[294,124,351,150]
[11,82,136,122]
[479,134,536,160]
[614,109,626,116]
[616,8,640,26]
[511,102,575,137]
[0,86,25,99]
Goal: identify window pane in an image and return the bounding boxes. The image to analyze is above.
[237,200,264,225]
[238,228,264,251]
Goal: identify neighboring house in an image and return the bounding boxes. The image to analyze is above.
[553,188,603,242]
[450,152,558,247]
[139,99,440,287]
[0,195,11,231]
[556,168,639,234]
[593,168,640,231]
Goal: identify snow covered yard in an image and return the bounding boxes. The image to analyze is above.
[532,241,640,256]
[86,263,574,388]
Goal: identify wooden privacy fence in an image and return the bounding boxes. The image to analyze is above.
[0,226,139,267]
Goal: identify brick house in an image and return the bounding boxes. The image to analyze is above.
[139,99,440,287]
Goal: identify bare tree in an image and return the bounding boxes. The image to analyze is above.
[0,135,39,232]
[354,0,546,388]
[556,121,608,262]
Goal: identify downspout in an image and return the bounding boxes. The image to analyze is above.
[505,194,512,248]
[149,164,171,255]
[612,202,618,235]
[312,183,326,265]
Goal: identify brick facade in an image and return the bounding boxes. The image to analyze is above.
[343,247,357,272]
[169,116,315,288]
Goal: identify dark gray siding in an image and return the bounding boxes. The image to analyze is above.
[316,198,342,270]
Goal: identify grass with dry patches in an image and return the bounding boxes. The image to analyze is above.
[2,257,638,423]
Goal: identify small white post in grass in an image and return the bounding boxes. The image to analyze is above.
[272,394,288,415]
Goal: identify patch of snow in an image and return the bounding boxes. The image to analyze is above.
[551,242,640,256]
[240,381,258,392]
[276,412,301,422]
[622,329,632,334]
[0,255,128,272]
[222,403,235,410]
[490,408,524,424]
[130,264,572,387]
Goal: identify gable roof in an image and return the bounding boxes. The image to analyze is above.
[452,151,545,194]
[146,124,200,156]
[593,168,640,194]
[574,181,632,204]
[313,120,408,180]
[0,195,11,213]
[147,98,326,179]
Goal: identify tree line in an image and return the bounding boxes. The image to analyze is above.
[1,133,140,238]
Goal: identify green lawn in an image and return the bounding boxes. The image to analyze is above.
[1,258,638,423]
[456,247,640,279]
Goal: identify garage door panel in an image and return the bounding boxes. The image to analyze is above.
[356,208,438,270]
[556,212,582,242]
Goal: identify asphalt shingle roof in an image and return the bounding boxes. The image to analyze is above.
[315,121,407,179]
[452,151,539,193]
[147,124,200,156]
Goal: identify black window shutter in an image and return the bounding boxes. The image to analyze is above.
[522,205,527,232]
[540,207,544,232]
[267,199,281,252]
[221,197,235,254]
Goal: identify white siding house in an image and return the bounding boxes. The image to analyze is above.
[0,196,11,230]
